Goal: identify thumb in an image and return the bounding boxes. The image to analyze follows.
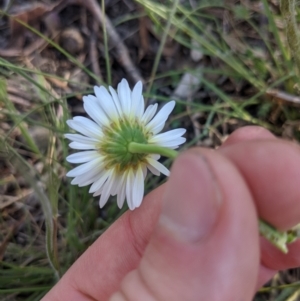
[110,150,260,301]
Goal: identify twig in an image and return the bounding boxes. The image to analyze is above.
[0,38,48,57]
[0,189,33,210]
[7,94,31,107]
[89,19,103,80]
[266,88,300,107]
[101,0,111,85]
[69,0,144,84]
[146,0,179,96]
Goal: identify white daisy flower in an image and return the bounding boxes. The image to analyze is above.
[65,79,186,210]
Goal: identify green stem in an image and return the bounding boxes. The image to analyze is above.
[259,220,288,253]
[280,0,300,77]
[287,223,300,243]
[101,0,111,86]
[259,221,300,254]
[128,142,179,159]
[146,0,180,99]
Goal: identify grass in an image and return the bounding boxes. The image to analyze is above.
[1,0,300,300]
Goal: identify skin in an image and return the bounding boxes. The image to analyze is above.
[42,126,300,301]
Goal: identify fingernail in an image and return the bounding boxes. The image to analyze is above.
[158,152,222,242]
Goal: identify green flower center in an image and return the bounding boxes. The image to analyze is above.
[99,118,150,172]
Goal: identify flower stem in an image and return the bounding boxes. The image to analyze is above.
[128,142,179,159]
[259,220,288,253]
[128,142,300,253]
[258,221,300,254]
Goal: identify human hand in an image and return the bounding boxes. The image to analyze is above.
[42,126,300,301]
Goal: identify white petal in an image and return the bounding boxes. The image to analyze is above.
[72,116,103,134]
[142,165,147,179]
[71,165,103,186]
[108,86,123,116]
[131,81,144,118]
[94,86,118,119]
[117,178,126,208]
[150,129,186,143]
[132,167,144,208]
[93,186,104,197]
[68,117,102,139]
[125,170,135,210]
[89,170,110,193]
[71,172,101,187]
[138,95,145,118]
[66,158,102,177]
[150,122,166,135]
[150,154,161,160]
[99,173,116,208]
[70,159,105,186]
[147,158,170,176]
[156,137,186,148]
[66,151,99,163]
[146,101,175,132]
[65,133,98,143]
[141,104,158,124]
[117,79,132,116]
[69,142,97,150]
[83,95,109,126]
[147,163,160,176]
[110,174,121,196]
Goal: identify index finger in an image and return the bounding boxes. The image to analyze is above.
[219,140,300,270]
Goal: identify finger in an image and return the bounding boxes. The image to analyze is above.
[220,140,300,230]
[222,126,275,147]
[260,238,300,269]
[221,127,300,284]
[219,126,277,287]
[219,140,300,271]
[110,149,260,301]
[221,128,300,286]
[220,127,277,286]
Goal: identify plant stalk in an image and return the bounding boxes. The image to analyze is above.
[280,0,300,77]
[128,142,178,159]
